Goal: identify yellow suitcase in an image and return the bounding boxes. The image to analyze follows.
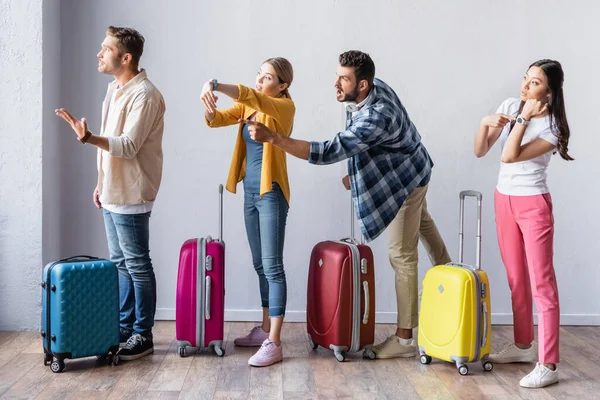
[418,190,493,376]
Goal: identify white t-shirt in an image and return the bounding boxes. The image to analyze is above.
[102,89,154,215]
[496,98,559,196]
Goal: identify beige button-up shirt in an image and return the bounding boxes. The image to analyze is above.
[97,69,166,206]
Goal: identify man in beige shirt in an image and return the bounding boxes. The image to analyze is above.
[56,26,165,361]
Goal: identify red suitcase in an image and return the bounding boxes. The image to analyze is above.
[306,200,376,362]
[176,185,226,357]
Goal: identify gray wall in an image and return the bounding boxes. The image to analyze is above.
[42,0,62,274]
[2,0,599,330]
[0,0,44,330]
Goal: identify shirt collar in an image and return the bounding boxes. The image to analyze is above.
[114,69,147,94]
[355,85,376,112]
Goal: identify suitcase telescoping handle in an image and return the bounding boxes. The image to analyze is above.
[218,184,223,241]
[342,105,364,246]
[349,198,365,245]
[458,190,483,269]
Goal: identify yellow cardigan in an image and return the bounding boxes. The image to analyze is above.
[205,84,296,204]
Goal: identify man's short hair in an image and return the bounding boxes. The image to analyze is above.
[106,26,145,68]
[339,50,375,88]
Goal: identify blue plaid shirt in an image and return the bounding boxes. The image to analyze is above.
[309,78,433,242]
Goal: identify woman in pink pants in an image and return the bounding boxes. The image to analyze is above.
[474,59,573,388]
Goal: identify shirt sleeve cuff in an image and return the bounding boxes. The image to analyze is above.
[205,114,216,127]
[107,136,123,157]
[308,141,324,164]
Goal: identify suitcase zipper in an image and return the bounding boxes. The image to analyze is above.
[196,238,206,349]
[464,267,482,362]
[335,241,361,353]
[471,269,482,362]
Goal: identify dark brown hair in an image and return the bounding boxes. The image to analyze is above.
[106,26,145,69]
[339,50,375,89]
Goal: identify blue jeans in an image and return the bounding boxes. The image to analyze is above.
[244,184,289,318]
[103,210,157,338]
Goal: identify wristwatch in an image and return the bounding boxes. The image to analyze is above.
[79,130,92,144]
[516,115,529,126]
[211,79,218,91]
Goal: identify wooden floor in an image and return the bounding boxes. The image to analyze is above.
[0,322,599,399]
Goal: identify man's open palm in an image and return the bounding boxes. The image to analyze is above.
[56,108,88,140]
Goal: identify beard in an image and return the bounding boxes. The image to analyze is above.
[99,58,121,75]
[339,85,359,103]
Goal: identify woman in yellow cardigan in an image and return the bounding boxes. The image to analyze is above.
[201,58,295,367]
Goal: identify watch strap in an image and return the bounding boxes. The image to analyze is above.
[79,130,92,144]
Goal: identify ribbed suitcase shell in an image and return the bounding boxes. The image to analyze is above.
[41,256,120,372]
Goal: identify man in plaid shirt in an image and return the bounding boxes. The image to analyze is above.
[245,50,450,359]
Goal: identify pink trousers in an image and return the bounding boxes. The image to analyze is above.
[494,190,560,364]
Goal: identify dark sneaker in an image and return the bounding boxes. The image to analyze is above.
[117,334,154,361]
[120,331,131,345]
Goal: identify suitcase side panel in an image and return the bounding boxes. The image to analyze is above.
[176,239,199,348]
[357,244,375,350]
[204,240,225,347]
[41,262,52,354]
[418,265,478,362]
[49,260,119,359]
[307,241,353,351]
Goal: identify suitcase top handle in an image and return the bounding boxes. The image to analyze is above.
[459,190,482,201]
[458,190,482,269]
[59,255,100,262]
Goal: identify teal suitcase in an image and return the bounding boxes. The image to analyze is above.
[41,255,120,372]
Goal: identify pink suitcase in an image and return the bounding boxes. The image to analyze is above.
[176,185,225,357]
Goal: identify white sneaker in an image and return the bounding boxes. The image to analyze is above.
[520,363,559,388]
[489,343,537,364]
[373,335,416,359]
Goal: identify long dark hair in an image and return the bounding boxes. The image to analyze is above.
[510,59,574,161]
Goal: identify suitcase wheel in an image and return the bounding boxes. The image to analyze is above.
[309,339,318,351]
[107,354,119,367]
[483,361,493,372]
[214,345,225,357]
[50,359,65,373]
[363,349,376,360]
[334,352,346,362]
[458,364,469,376]
[178,347,186,357]
[43,353,52,366]
[419,354,432,365]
